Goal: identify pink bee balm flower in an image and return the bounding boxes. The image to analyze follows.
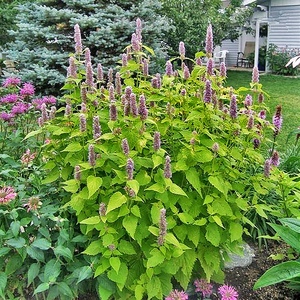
[165,289,188,300]
[218,284,239,300]
[20,83,35,97]
[2,77,21,88]
[0,94,18,103]
[21,149,37,165]
[194,278,213,297]
[0,186,17,204]
[24,196,42,212]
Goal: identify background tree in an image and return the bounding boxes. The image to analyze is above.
[161,0,254,58]
[5,0,172,95]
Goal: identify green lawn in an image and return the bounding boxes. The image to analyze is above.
[225,70,300,152]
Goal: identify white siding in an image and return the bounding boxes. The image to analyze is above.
[220,40,239,67]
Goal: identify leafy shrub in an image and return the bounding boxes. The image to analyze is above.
[267,44,300,76]
[24,21,300,299]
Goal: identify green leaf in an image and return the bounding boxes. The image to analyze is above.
[229,222,243,242]
[97,274,116,300]
[26,246,45,262]
[110,257,121,273]
[24,129,42,140]
[211,199,233,216]
[87,175,102,198]
[131,205,141,218]
[145,183,165,193]
[82,240,102,255]
[212,215,224,228]
[195,149,214,163]
[146,276,162,299]
[106,192,127,214]
[31,238,51,250]
[186,167,202,196]
[135,170,151,185]
[107,263,128,291]
[80,216,100,225]
[62,179,79,193]
[208,176,228,196]
[118,240,136,255]
[254,261,300,289]
[178,213,194,224]
[205,222,221,247]
[41,167,60,184]
[10,220,20,237]
[62,142,82,152]
[27,263,40,287]
[5,254,22,276]
[54,245,73,260]
[127,180,140,195]
[57,282,74,298]
[6,237,26,248]
[122,215,138,239]
[147,249,165,268]
[280,218,300,233]
[44,259,61,283]
[34,282,50,295]
[169,182,187,197]
[0,272,7,297]
[77,266,93,284]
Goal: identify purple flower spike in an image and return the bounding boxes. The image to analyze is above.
[264,159,271,178]
[220,61,227,77]
[183,64,190,80]
[74,165,81,180]
[164,155,172,179]
[79,113,86,132]
[126,158,134,180]
[74,24,82,54]
[122,53,128,67]
[196,57,202,66]
[130,93,138,117]
[122,138,130,156]
[179,41,185,58]
[230,95,238,119]
[252,66,259,83]
[272,105,283,136]
[253,138,260,149]
[67,56,77,78]
[97,63,103,81]
[131,33,140,51]
[203,80,212,103]
[271,150,280,166]
[86,62,94,88]
[93,115,101,139]
[244,94,253,107]
[138,94,148,121]
[136,18,142,43]
[142,59,149,76]
[108,68,113,85]
[85,48,91,66]
[205,24,214,57]
[247,114,254,130]
[115,72,122,95]
[258,92,264,103]
[110,102,117,121]
[153,131,161,151]
[165,61,173,76]
[109,85,115,102]
[206,58,214,76]
[158,208,167,246]
[99,202,107,216]
[88,144,96,167]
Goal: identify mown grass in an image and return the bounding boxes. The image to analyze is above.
[225,70,300,152]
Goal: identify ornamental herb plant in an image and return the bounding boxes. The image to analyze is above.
[31,21,300,299]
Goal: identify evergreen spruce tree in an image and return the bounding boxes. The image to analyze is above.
[5,0,171,94]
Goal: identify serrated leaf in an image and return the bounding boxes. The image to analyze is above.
[97,274,116,300]
[82,240,102,255]
[106,192,127,214]
[34,282,50,295]
[186,167,202,196]
[122,215,138,239]
[87,175,102,198]
[26,246,45,262]
[6,237,26,248]
[135,169,151,185]
[145,183,165,193]
[178,213,194,224]
[62,142,82,152]
[118,240,136,255]
[107,263,128,291]
[41,167,60,184]
[0,247,10,257]
[62,179,79,193]
[54,245,73,260]
[77,266,93,284]
[31,238,51,250]
[229,222,243,242]
[44,259,61,283]
[57,282,73,297]
[146,276,161,299]
[212,215,224,228]
[147,249,165,268]
[80,216,100,225]
[205,223,220,247]
[110,257,121,273]
[169,183,187,197]
[10,220,20,237]
[208,176,228,196]
[131,205,141,218]
[5,254,22,276]
[27,263,40,287]
[126,180,139,195]
[0,272,7,296]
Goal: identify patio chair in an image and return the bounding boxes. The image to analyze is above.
[236,41,255,68]
[214,50,229,64]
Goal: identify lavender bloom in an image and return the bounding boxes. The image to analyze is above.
[110,102,117,121]
[97,63,104,81]
[49,106,56,119]
[272,105,283,136]
[74,165,81,180]
[194,279,213,298]
[125,86,132,98]
[108,68,113,85]
[115,72,122,95]
[86,62,94,88]
[166,102,174,117]
[205,24,214,57]
[93,115,101,139]
[136,18,142,43]
[158,208,167,246]
[181,89,186,96]
[79,113,86,132]
[11,103,29,114]
[122,53,128,67]
[271,150,280,166]
[40,103,48,123]
[247,114,254,130]
[81,87,87,103]
[130,93,138,117]
[109,85,115,102]
[88,144,96,167]
[253,138,260,149]
[264,159,271,177]
[230,95,238,119]
[179,41,185,58]
[85,48,91,66]
[20,83,35,97]
[165,61,173,76]
[38,117,44,127]
[74,24,82,54]
[142,59,149,76]
[151,77,158,88]
[244,94,253,107]
[124,99,130,116]
[252,66,259,83]
[80,102,86,113]
[206,58,214,76]
[258,110,266,119]
[203,80,212,103]
[155,73,161,88]
[131,33,140,51]
[122,138,130,156]
[99,202,107,216]
[212,142,219,153]
[0,112,14,122]
[220,61,227,77]
[0,94,18,104]
[2,77,21,88]
[126,158,134,180]
[258,92,264,103]
[153,131,161,151]
[164,155,172,179]
[138,94,148,120]
[183,64,190,80]
[165,290,188,300]
[196,57,202,66]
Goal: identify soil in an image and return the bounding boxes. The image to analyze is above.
[223,240,300,300]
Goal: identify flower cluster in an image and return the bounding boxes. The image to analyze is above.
[0,186,17,204]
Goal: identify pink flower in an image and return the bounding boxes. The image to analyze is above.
[21,149,36,165]
[194,278,213,298]
[179,41,185,58]
[74,24,82,54]
[272,105,283,136]
[205,24,214,56]
[165,61,173,76]
[164,155,172,179]
[252,66,259,83]
[2,77,21,88]
[23,196,42,212]
[158,208,167,246]
[165,289,188,300]
[0,94,19,103]
[11,102,29,114]
[0,186,17,204]
[20,83,35,97]
[218,284,239,300]
[0,112,14,122]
